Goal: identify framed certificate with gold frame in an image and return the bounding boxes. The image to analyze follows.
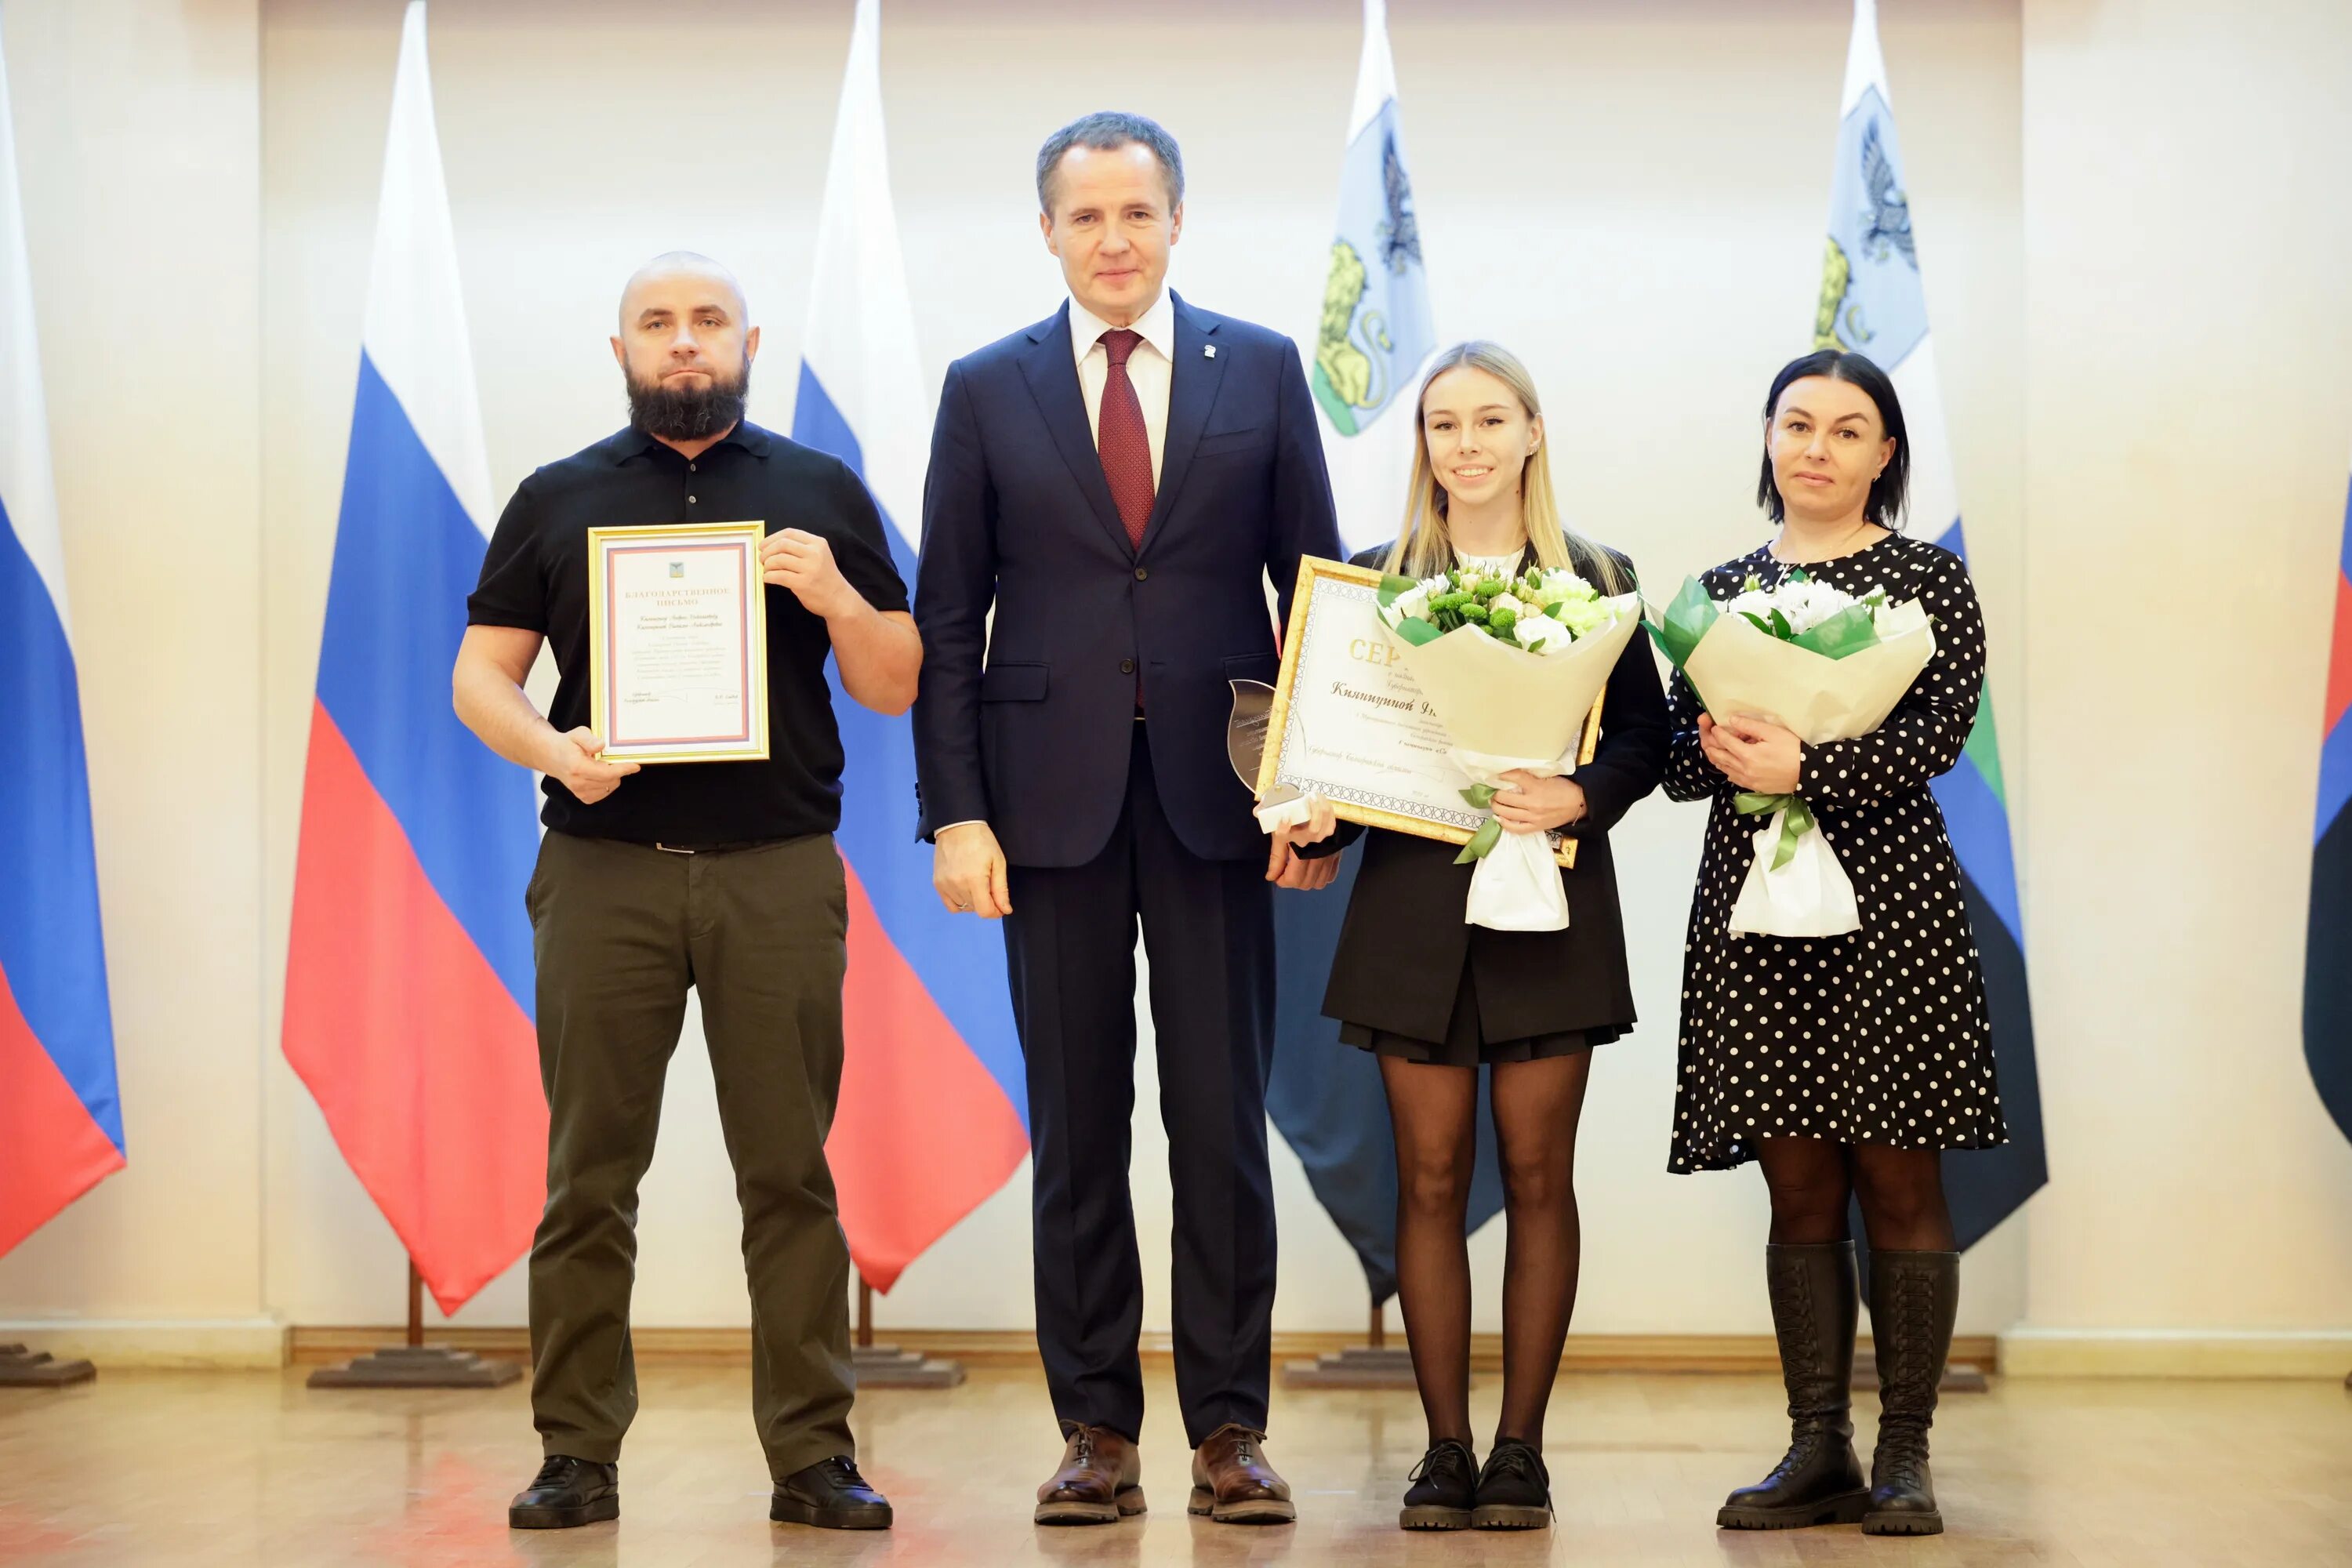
[1250,557,1602,868]
[586,521,769,764]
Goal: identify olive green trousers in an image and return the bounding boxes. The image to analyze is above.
[524,829,854,1480]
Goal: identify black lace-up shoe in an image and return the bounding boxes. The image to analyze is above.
[1399,1439,1477,1530]
[771,1455,894,1530]
[507,1454,619,1530]
[1471,1439,1552,1530]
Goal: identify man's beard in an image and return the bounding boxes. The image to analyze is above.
[626,360,750,441]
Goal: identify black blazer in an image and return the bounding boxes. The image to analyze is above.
[911,294,1342,867]
[1319,544,1670,1043]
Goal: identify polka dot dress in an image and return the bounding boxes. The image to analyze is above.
[1664,535,2007,1171]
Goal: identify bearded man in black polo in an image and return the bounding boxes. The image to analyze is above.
[455,252,917,1533]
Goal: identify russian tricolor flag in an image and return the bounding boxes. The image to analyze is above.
[793,0,1026,1293]
[0,23,125,1260]
[281,2,546,1316]
[2306,462,2352,1145]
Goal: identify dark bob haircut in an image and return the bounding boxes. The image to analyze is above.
[1035,111,1185,216]
[1756,349,1911,528]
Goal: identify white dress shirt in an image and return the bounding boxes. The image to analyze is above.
[1069,289,1176,485]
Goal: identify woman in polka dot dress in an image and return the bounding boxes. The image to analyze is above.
[1665,350,2005,1540]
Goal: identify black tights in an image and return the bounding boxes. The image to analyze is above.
[1755,1136,1955,1251]
[1380,1051,1592,1451]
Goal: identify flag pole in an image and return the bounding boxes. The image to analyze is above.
[848,1267,963,1388]
[284,0,546,1381]
[1275,0,1481,1391]
[0,0,129,1331]
[1283,1292,1423,1389]
[305,1253,521,1389]
[0,1344,95,1387]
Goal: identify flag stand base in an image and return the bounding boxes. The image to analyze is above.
[308,1346,522,1389]
[307,1262,521,1390]
[1283,1345,1421,1388]
[852,1279,964,1388]
[852,1345,964,1388]
[0,1345,96,1388]
[1283,1304,1432,1390]
[1269,1308,1988,1392]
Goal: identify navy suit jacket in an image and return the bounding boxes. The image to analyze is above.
[913,293,1342,867]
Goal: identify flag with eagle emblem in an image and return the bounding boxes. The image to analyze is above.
[1267,0,1506,1309]
[1813,0,2047,1253]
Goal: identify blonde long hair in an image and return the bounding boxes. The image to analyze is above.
[1380,341,1628,594]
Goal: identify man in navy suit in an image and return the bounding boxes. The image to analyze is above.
[913,112,1342,1526]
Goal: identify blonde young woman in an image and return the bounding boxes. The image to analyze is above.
[1292,343,1667,1531]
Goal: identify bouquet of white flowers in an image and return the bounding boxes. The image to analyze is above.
[1380,563,1624,655]
[1373,562,1642,931]
[1648,567,1936,937]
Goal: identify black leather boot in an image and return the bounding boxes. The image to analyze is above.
[1864,1248,1959,1537]
[1398,1439,1476,1530]
[507,1454,619,1529]
[1717,1242,1868,1530]
[771,1455,894,1530]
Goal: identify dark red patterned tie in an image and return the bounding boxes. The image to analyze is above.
[1096,328,1154,550]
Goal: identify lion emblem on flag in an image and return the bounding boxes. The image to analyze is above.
[1814,236,1867,350]
[1314,239,1396,427]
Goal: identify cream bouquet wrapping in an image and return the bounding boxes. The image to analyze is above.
[1649,568,1936,936]
[1370,563,1642,931]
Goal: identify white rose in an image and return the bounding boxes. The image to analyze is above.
[1512,609,1571,653]
[1790,581,1860,632]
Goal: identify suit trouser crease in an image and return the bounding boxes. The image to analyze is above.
[1004,725,1277,1447]
[526,831,855,1479]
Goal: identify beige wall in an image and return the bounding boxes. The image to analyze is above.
[2015,0,2352,1338]
[4,0,2347,1358]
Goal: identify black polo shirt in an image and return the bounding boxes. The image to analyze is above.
[466,420,908,844]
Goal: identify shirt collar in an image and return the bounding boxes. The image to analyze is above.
[1068,289,1176,369]
[608,419,770,465]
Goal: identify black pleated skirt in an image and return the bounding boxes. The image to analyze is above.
[1338,960,1617,1068]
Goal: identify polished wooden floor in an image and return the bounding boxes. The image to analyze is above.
[2,1363,2346,1566]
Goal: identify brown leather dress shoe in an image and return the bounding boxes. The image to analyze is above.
[1188,1424,1296,1525]
[1035,1424,1145,1525]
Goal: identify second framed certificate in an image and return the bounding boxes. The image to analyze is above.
[587,521,769,764]
[1254,557,1601,868]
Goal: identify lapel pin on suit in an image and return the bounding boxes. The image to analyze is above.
[1203,344,1217,359]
